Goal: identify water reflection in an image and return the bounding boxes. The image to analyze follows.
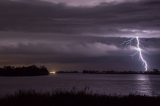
[135,75,152,96]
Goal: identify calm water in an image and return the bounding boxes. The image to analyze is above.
[0,74,160,97]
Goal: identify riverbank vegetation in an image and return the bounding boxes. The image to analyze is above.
[0,90,160,106]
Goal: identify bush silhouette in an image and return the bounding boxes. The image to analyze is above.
[0,65,49,76]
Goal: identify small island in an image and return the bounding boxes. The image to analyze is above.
[0,65,49,76]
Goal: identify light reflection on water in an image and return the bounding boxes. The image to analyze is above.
[135,75,152,96]
[0,74,160,97]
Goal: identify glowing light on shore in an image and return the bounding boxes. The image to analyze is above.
[50,71,56,75]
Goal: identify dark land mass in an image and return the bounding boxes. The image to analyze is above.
[0,65,160,76]
[56,71,80,74]
[0,65,49,76]
[57,69,160,75]
[82,69,160,75]
[0,90,160,106]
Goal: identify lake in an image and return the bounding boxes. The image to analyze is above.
[0,74,160,97]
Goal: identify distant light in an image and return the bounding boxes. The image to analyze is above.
[50,71,56,75]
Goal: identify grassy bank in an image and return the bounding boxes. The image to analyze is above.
[0,90,160,106]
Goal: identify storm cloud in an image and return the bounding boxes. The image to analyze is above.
[0,0,160,70]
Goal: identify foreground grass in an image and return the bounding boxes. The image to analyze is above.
[0,90,160,106]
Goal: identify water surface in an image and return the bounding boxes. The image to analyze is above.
[0,74,160,96]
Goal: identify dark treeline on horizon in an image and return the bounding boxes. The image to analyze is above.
[0,65,49,76]
[57,69,160,75]
[0,65,160,76]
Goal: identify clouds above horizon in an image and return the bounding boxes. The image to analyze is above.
[0,0,160,70]
[0,0,160,38]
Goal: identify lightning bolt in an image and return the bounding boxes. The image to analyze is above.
[122,36,148,71]
[136,36,148,71]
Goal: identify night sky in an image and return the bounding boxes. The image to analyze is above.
[0,0,160,71]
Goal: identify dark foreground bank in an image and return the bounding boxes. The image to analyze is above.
[0,91,160,106]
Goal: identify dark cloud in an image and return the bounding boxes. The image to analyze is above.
[0,0,159,37]
[0,0,160,70]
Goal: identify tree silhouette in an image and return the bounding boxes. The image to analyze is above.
[0,65,49,76]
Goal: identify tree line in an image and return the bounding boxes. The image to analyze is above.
[0,65,49,76]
